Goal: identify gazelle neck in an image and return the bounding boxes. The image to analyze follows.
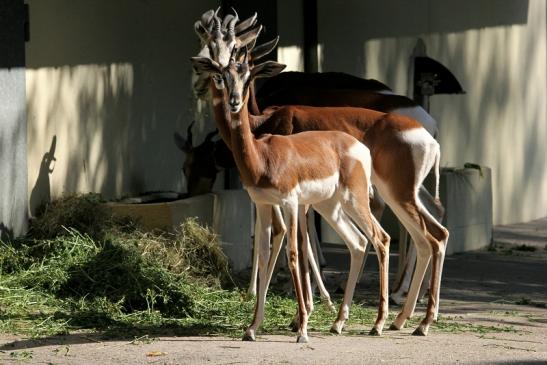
[247,81,261,115]
[210,80,233,150]
[229,93,265,187]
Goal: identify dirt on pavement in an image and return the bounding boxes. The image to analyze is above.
[1,219,546,364]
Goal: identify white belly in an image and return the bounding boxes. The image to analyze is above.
[245,173,340,206]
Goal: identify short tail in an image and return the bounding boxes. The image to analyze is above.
[433,145,441,202]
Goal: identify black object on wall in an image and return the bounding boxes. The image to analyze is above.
[413,56,466,111]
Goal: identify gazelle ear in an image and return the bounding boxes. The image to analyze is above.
[190,57,222,75]
[174,132,191,153]
[250,61,286,79]
[236,25,263,48]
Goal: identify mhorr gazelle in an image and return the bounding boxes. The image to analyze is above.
[191,48,448,339]
[191,8,444,309]
[191,52,391,343]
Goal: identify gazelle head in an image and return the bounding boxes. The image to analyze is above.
[174,121,220,196]
[191,49,286,113]
[193,8,262,95]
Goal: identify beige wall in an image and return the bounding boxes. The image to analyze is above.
[307,0,545,225]
[26,0,217,213]
[27,1,547,225]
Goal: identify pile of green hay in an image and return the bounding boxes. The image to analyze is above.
[0,194,239,337]
[0,194,390,339]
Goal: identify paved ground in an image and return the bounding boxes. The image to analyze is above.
[1,218,546,364]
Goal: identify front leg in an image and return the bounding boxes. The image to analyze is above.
[283,202,309,343]
[244,204,273,341]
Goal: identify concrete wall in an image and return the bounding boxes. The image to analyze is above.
[279,0,546,225]
[25,0,218,214]
[25,1,547,225]
[0,0,27,239]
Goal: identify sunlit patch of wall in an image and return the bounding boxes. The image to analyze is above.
[313,0,546,224]
[26,64,135,211]
[277,46,304,72]
[25,0,218,214]
[277,0,304,72]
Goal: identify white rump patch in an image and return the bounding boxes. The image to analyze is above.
[390,106,438,138]
[375,90,439,139]
[399,128,440,186]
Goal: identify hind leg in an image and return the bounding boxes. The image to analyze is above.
[342,196,390,335]
[385,198,448,335]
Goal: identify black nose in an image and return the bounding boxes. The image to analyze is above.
[229,93,240,107]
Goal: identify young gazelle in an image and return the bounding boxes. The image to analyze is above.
[193,9,335,308]
[191,55,391,343]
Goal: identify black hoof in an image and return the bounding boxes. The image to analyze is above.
[296,335,309,343]
[330,327,341,335]
[368,328,382,336]
[388,323,400,331]
[242,333,256,341]
[412,327,427,336]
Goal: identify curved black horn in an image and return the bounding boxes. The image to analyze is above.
[213,6,221,33]
[228,7,239,34]
[223,14,234,30]
[200,9,215,31]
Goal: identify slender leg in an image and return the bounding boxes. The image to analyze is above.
[394,223,410,290]
[386,199,448,335]
[342,196,391,335]
[313,200,367,335]
[390,242,416,305]
[307,207,326,267]
[247,207,261,298]
[304,206,334,311]
[414,240,446,335]
[391,185,444,304]
[262,206,287,293]
[249,205,288,299]
[298,207,313,319]
[282,202,309,343]
[357,191,386,285]
[243,204,273,341]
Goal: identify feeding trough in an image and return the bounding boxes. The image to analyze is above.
[105,190,254,272]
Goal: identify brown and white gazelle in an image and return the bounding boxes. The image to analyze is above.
[192,9,335,308]
[192,54,391,343]
[192,9,442,308]
[192,43,449,338]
